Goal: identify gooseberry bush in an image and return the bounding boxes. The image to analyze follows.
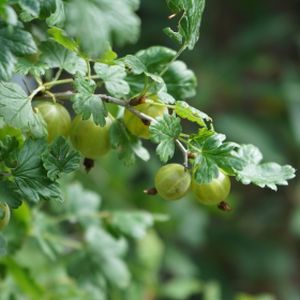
[0,0,296,299]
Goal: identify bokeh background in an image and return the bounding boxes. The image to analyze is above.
[74,1,300,299]
[0,0,300,300]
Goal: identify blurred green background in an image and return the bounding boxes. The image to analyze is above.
[5,1,296,299]
[75,1,300,299]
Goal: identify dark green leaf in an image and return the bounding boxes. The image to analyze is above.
[0,181,22,208]
[149,114,181,162]
[42,136,81,181]
[191,129,243,183]
[0,234,6,256]
[0,137,20,173]
[12,139,62,202]
[109,120,150,165]
[163,61,197,99]
[236,144,296,190]
[0,27,37,56]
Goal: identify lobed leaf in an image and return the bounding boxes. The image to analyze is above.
[40,40,86,75]
[11,139,62,202]
[149,114,182,163]
[42,136,81,181]
[94,63,130,97]
[163,61,197,99]
[0,27,37,80]
[235,144,296,190]
[165,0,206,50]
[0,82,45,136]
[65,0,140,57]
[72,76,108,126]
[191,129,243,183]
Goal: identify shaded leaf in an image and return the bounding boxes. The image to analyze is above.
[42,136,81,181]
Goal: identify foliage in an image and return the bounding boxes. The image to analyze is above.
[0,0,297,299]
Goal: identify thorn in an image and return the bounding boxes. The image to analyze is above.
[168,13,176,19]
[144,187,158,195]
[217,201,232,212]
[83,158,94,173]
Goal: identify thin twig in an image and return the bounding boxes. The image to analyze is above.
[36,91,156,124]
[175,139,189,168]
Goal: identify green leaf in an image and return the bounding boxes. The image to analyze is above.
[110,211,154,239]
[165,0,206,50]
[98,48,118,64]
[72,76,108,126]
[149,114,182,163]
[85,226,130,288]
[190,129,243,183]
[122,55,146,75]
[12,139,62,202]
[0,82,44,136]
[163,61,197,99]
[163,27,183,44]
[135,46,176,73]
[0,27,37,56]
[47,27,79,52]
[46,0,65,26]
[0,234,6,256]
[0,6,18,26]
[40,40,87,75]
[109,120,150,165]
[18,0,40,17]
[94,63,130,97]
[0,135,19,165]
[42,136,81,181]
[64,182,101,227]
[157,91,176,104]
[0,181,22,208]
[0,27,37,80]
[65,0,140,57]
[15,57,48,77]
[0,47,16,81]
[160,278,203,300]
[4,257,44,300]
[175,101,211,127]
[236,144,296,191]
